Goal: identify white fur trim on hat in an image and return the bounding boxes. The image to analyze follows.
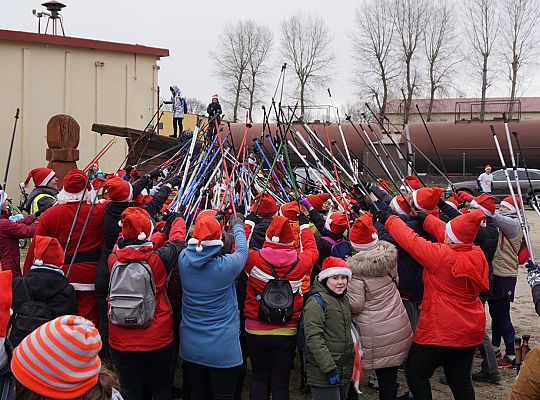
[445,201,458,210]
[187,238,224,248]
[34,259,44,266]
[470,199,494,217]
[445,221,463,244]
[318,267,352,281]
[38,170,56,187]
[351,234,379,251]
[500,200,517,213]
[264,236,294,246]
[391,197,407,216]
[412,190,427,212]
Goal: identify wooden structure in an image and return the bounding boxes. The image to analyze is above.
[46,114,79,187]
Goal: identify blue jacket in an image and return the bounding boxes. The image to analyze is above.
[179,224,248,368]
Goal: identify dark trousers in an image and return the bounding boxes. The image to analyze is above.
[406,343,475,400]
[110,342,173,400]
[173,117,183,136]
[184,360,242,400]
[375,366,398,400]
[246,333,297,400]
[488,297,516,355]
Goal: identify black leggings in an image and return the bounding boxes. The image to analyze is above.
[184,361,242,400]
[110,342,173,400]
[406,343,475,400]
[488,297,516,355]
[173,117,183,136]
[375,366,398,400]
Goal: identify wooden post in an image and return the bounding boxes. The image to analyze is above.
[46,114,80,187]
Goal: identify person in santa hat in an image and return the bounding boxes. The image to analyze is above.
[487,194,524,368]
[303,257,354,400]
[378,208,489,399]
[23,169,107,326]
[347,214,413,400]
[243,214,318,400]
[179,212,247,400]
[108,207,186,400]
[0,190,39,277]
[206,94,222,141]
[244,192,279,250]
[22,167,58,214]
[477,165,493,194]
[10,235,77,347]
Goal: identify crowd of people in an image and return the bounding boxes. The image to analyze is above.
[0,160,539,400]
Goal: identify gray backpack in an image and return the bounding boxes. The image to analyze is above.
[108,260,156,328]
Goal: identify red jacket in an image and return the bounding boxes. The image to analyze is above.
[108,218,186,351]
[243,223,319,327]
[384,215,489,347]
[0,213,37,276]
[23,202,107,325]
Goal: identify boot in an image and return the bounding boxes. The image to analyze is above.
[472,367,501,384]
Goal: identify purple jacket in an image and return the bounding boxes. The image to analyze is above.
[0,213,37,277]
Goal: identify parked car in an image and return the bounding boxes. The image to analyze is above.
[447,168,540,207]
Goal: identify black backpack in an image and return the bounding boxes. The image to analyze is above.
[8,280,65,347]
[258,260,298,325]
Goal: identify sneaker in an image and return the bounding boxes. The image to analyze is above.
[472,368,501,384]
[497,355,515,369]
[494,350,502,359]
[397,392,414,400]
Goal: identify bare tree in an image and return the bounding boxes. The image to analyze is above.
[280,12,335,116]
[185,97,207,115]
[424,1,462,121]
[502,0,540,118]
[241,22,273,123]
[391,0,431,126]
[211,22,250,122]
[463,0,500,120]
[351,0,398,119]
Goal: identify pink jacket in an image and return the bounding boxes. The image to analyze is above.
[347,240,413,370]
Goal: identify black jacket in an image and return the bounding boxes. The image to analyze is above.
[12,269,77,317]
[23,186,58,214]
[247,215,273,250]
[207,102,222,119]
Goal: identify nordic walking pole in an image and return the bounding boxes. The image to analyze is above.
[328,89,354,169]
[490,124,535,264]
[63,171,92,256]
[2,108,20,190]
[512,131,540,217]
[416,104,449,177]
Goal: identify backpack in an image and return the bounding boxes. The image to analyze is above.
[321,236,352,259]
[8,280,59,347]
[108,260,156,328]
[298,293,327,384]
[257,260,298,325]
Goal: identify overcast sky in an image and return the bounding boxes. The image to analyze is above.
[2,0,539,121]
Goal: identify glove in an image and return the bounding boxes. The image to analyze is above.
[245,212,257,223]
[167,175,182,187]
[229,215,244,227]
[9,213,24,222]
[298,198,313,210]
[415,212,428,226]
[125,164,134,174]
[375,210,390,225]
[149,182,163,196]
[235,204,246,216]
[326,370,341,385]
[163,212,180,236]
[358,178,372,191]
[215,211,225,221]
[299,213,310,226]
[148,167,163,179]
[532,284,540,317]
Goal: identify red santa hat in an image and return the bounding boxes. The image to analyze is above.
[445,209,486,244]
[470,193,496,217]
[324,212,349,235]
[32,235,64,268]
[104,177,133,202]
[23,167,56,187]
[501,195,521,213]
[317,256,352,282]
[485,165,492,171]
[188,214,223,252]
[119,207,154,242]
[378,179,392,193]
[251,193,278,216]
[306,193,331,211]
[444,196,459,210]
[212,94,219,100]
[63,169,89,194]
[405,175,422,190]
[265,215,295,246]
[279,201,300,222]
[349,213,379,250]
[412,187,445,212]
[390,196,411,216]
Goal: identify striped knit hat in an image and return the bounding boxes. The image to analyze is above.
[11,315,102,399]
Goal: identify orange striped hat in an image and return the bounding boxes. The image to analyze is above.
[11,315,102,399]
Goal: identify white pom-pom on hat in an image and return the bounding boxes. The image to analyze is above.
[196,245,203,252]
[118,220,123,227]
[272,236,280,243]
[371,232,378,240]
[34,259,44,266]
[480,220,487,228]
[137,232,147,241]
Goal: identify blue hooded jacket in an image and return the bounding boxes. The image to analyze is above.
[179,224,248,368]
